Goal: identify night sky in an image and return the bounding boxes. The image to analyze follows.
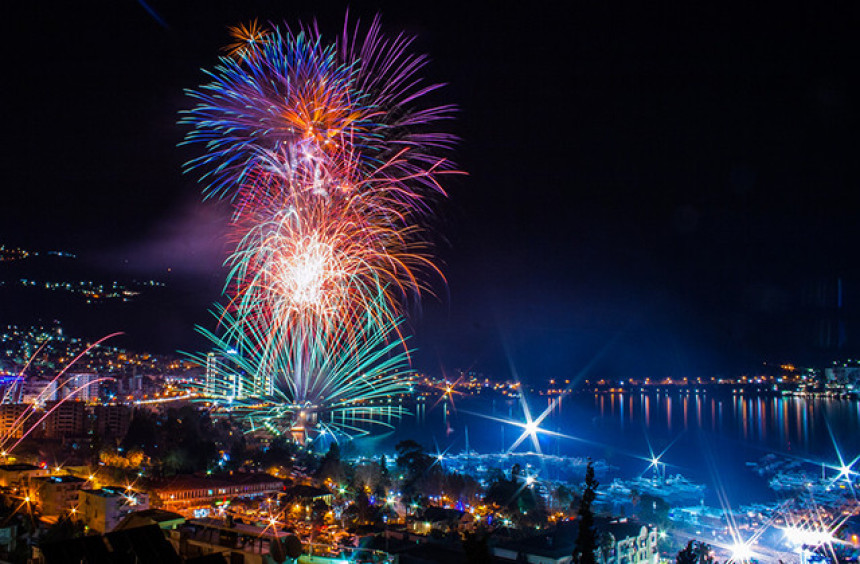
[4,2,860,381]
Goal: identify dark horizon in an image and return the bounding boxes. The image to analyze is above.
[4,2,860,381]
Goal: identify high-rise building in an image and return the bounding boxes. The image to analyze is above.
[65,373,97,402]
[18,378,58,405]
[93,405,132,439]
[254,369,273,397]
[0,404,30,440]
[44,401,86,438]
[205,353,249,399]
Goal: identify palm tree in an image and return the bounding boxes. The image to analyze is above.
[676,540,715,563]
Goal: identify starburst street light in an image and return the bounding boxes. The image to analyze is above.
[820,421,860,496]
[430,440,453,469]
[504,392,573,454]
[461,374,587,458]
[728,541,753,563]
[837,463,855,480]
[429,374,466,412]
[779,492,853,563]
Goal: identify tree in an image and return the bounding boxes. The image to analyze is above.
[316,442,344,483]
[395,441,432,477]
[226,435,247,471]
[676,541,698,564]
[379,454,390,481]
[573,459,599,564]
[40,516,85,544]
[352,460,389,496]
[555,484,574,511]
[676,540,715,564]
[693,541,715,563]
[484,466,545,527]
[395,440,433,496]
[273,534,302,563]
[598,531,616,563]
[348,491,375,526]
[121,409,159,456]
[311,499,330,529]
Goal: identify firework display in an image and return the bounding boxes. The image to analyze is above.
[183,15,456,440]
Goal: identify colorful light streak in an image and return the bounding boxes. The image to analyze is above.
[193,300,412,439]
[0,333,121,455]
[183,14,456,440]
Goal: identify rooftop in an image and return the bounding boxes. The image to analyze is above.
[420,506,465,522]
[124,508,184,523]
[115,508,186,531]
[34,475,87,484]
[81,486,144,498]
[0,463,40,472]
[39,523,180,564]
[150,472,283,492]
[186,517,292,540]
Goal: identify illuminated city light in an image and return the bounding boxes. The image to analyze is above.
[782,526,834,548]
[728,541,753,563]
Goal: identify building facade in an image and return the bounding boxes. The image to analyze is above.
[78,487,151,533]
[30,475,87,516]
[43,400,86,438]
[153,473,283,513]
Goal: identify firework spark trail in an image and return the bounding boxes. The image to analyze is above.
[194,295,413,438]
[0,333,121,455]
[182,15,456,439]
[1,340,50,405]
[223,19,270,61]
[182,15,456,206]
[184,15,455,322]
[3,333,121,438]
[223,193,440,359]
[3,378,114,454]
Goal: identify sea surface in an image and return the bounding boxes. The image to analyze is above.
[350,390,860,507]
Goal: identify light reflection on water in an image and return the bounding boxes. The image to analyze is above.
[589,390,860,454]
[352,391,860,504]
